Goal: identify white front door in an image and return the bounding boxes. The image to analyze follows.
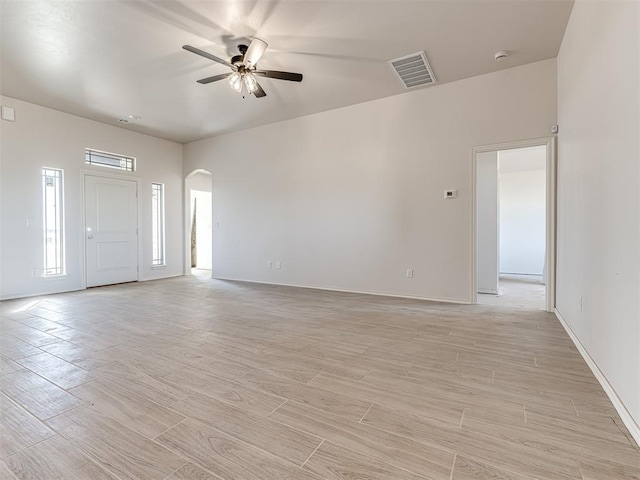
[85,175,138,287]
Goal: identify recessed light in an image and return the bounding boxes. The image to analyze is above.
[494,51,508,61]
[128,114,142,121]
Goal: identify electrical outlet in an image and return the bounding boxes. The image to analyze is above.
[276,261,281,269]
[578,295,583,312]
[406,268,413,278]
[444,189,457,199]
[267,261,272,268]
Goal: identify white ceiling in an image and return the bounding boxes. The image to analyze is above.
[1,1,573,143]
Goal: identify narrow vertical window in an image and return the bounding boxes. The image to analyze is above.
[151,183,165,266]
[42,168,64,276]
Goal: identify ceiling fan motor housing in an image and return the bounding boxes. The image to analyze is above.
[232,45,249,67]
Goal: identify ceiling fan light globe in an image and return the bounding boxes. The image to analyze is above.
[244,73,258,93]
[228,72,243,92]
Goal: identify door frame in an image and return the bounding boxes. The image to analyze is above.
[184,169,213,276]
[470,136,557,312]
[80,169,143,289]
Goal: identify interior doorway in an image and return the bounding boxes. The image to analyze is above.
[184,170,213,275]
[473,138,556,312]
[190,190,212,270]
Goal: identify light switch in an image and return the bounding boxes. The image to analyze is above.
[444,189,457,199]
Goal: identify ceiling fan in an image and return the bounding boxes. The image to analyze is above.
[183,38,303,98]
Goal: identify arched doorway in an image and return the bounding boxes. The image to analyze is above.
[184,170,213,276]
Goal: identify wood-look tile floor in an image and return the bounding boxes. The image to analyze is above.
[1,274,639,479]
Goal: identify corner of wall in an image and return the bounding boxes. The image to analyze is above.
[555,308,640,446]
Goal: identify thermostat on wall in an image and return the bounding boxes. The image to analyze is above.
[444,189,457,199]
[1,106,15,122]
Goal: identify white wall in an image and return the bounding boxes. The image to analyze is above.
[476,152,499,294]
[185,59,557,302]
[557,0,640,435]
[0,96,184,299]
[499,166,546,276]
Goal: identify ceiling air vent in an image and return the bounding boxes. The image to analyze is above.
[389,51,436,89]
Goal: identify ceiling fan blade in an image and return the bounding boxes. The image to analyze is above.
[197,73,232,84]
[183,45,235,70]
[244,38,268,68]
[253,82,267,98]
[253,70,303,82]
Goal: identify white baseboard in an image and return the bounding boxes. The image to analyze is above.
[140,272,183,282]
[555,308,640,446]
[0,286,83,302]
[478,288,499,295]
[1,274,186,301]
[212,276,471,305]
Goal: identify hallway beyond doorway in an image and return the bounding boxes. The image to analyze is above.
[473,137,556,312]
[478,274,545,310]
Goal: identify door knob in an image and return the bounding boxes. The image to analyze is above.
[87,235,94,239]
